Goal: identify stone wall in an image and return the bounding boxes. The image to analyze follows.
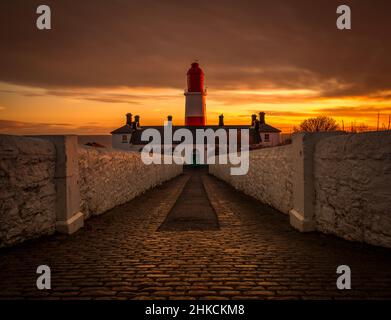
[209,145,293,214]
[314,132,391,248]
[0,135,57,248]
[0,135,183,248]
[78,147,183,217]
[210,132,391,248]
[2,132,390,249]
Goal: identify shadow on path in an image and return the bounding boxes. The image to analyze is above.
[158,167,219,231]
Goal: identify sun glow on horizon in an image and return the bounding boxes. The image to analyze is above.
[1,81,390,135]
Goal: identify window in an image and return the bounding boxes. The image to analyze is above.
[122,135,128,143]
[264,134,270,142]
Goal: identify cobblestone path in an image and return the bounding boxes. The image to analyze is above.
[1,167,391,300]
[159,168,219,231]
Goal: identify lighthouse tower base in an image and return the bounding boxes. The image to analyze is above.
[185,91,207,126]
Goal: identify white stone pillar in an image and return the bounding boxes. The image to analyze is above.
[37,135,84,234]
[289,132,344,232]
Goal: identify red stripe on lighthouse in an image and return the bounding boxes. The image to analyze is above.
[185,116,206,126]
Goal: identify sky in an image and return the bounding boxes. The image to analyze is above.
[0,0,391,134]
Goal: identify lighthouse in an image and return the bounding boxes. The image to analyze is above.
[185,62,207,126]
[111,61,282,152]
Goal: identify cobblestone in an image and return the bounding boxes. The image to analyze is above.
[1,168,391,299]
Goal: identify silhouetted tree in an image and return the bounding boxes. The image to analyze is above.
[294,116,339,132]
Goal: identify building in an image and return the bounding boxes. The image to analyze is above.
[256,112,281,147]
[111,63,281,160]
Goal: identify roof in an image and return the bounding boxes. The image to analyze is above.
[111,124,280,134]
[113,125,262,145]
[110,123,281,144]
[259,123,281,133]
[110,124,133,134]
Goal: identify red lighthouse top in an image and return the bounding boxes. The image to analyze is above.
[187,62,204,92]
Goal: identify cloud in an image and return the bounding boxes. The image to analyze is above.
[0,119,112,135]
[315,105,391,118]
[210,89,320,106]
[0,87,181,105]
[1,0,390,99]
[246,110,314,117]
[0,119,71,130]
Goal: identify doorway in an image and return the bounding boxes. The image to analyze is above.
[192,149,201,166]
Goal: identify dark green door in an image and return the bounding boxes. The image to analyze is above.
[192,150,201,166]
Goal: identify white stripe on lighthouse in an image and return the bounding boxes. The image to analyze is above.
[185,92,206,117]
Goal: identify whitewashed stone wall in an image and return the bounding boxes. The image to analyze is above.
[0,135,57,248]
[314,132,391,248]
[2,132,390,249]
[211,132,391,249]
[78,147,183,217]
[209,145,293,214]
[0,135,182,248]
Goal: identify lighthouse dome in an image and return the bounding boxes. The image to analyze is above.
[187,62,204,92]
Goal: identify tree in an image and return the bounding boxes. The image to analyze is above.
[295,116,339,133]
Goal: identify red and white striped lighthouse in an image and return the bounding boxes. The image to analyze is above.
[185,62,207,126]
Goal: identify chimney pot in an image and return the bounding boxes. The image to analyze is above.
[259,112,265,124]
[126,113,132,125]
[255,119,260,131]
[167,115,173,122]
[251,114,257,126]
[134,115,140,128]
[219,114,224,126]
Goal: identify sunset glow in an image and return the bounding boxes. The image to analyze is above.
[1,81,390,134]
[1,0,390,135]
[2,0,391,303]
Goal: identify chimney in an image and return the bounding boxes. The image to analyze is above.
[251,114,257,127]
[259,112,265,124]
[255,119,260,131]
[219,114,224,126]
[134,115,140,128]
[126,113,132,125]
[167,115,173,122]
